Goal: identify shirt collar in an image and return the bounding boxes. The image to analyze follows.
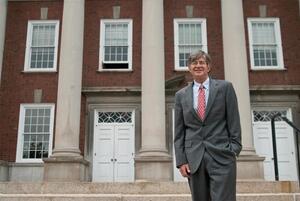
[193,77,210,90]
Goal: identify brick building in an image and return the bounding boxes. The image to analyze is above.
[0,0,299,182]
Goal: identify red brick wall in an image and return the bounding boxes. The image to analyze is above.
[82,0,142,87]
[0,1,62,162]
[164,0,225,84]
[243,0,300,85]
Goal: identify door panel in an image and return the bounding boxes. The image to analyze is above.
[115,125,134,182]
[93,125,114,182]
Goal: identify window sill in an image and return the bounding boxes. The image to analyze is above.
[97,69,133,72]
[174,68,189,72]
[250,67,287,71]
[22,70,57,73]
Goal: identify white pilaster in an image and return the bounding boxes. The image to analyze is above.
[43,0,87,182]
[221,0,264,179]
[140,0,168,156]
[52,0,85,157]
[0,0,7,85]
[136,0,171,181]
[221,0,255,155]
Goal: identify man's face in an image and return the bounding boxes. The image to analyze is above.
[188,57,210,82]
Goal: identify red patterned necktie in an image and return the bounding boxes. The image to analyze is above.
[197,85,206,121]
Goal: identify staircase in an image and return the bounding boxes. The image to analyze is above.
[0,181,299,201]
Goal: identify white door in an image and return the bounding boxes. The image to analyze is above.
[252,109,298,181]
[93,111,135,182]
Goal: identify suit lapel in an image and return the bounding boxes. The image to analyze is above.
[205,78,218,119]
[185,83,203,122]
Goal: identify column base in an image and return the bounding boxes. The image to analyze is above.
[237,148,265,180]
[43,155,89,182]
[0,160,9,181]
[135,153,172,181]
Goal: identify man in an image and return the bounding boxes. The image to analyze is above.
[174,50,242,201]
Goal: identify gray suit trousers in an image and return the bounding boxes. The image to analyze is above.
[188,151,237,201]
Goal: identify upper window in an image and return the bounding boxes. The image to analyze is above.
[99,19,133,71]
[16,104,55,163]
[174,18,207,71]
[24,20,60,72]
[247,18,284,70]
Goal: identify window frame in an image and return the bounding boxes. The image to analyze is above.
[174,18,208,71]
[247,18,284,70]
[99,19,133,72]
[24,20,60,72]
[16,104,55,163]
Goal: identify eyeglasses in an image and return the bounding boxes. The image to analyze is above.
[191,60,207,66]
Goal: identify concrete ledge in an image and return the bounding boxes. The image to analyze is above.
[0,193,299,201]
[9,163,43,182]
[43,156,89,182]
[237,155,265,180]
[1,181,298,194]
[0,160,8,181]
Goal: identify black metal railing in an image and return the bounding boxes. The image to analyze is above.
[271,113,300,186]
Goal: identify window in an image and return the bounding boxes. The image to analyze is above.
[99,19,133,71]
[24,20,59,72]
[16,104,55,163]
[247,18,284,70]
[174,18,207,70]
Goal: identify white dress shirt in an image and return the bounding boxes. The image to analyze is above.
[193,77,210,111]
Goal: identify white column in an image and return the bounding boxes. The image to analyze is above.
[140,0,168,156]
[0,0,7,86]
[52,0,85,157]
[221,0,264,179]
[221,0,255,155]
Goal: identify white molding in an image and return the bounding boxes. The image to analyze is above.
[247,18,284,70]
[99,19,133,71]
[16,103,55,163]
[173,18,207,71]
[24,20,60,72]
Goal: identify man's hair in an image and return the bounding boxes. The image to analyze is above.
[187,50,212,66]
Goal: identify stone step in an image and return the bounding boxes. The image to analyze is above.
[0,193,300,201]
[0,181,299,194]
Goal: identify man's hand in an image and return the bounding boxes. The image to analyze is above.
[179,164,191,177]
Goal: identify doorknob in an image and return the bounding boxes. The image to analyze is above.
[111,158,114,162]
[114,159,117,162]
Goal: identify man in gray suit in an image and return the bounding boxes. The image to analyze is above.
[174,50,242,201]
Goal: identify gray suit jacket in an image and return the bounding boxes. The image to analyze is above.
[174,78,242,174]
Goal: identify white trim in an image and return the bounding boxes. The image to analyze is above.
[99,19,133,71]
[247,18,284,70]
[16,103,55,163]
[173,18,208,71]
[24,20,60,72]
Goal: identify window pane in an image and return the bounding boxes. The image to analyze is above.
[30,23,56,69]
[21,107,52,160]
[32,24,56,46]
[30,47,55,69]
[177,21,203,68]
[103,22,129,65]
[253,45,277,67]
[178,44,202,67]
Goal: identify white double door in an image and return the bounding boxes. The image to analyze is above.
[252,109,298,181]
[93,123,135,182]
